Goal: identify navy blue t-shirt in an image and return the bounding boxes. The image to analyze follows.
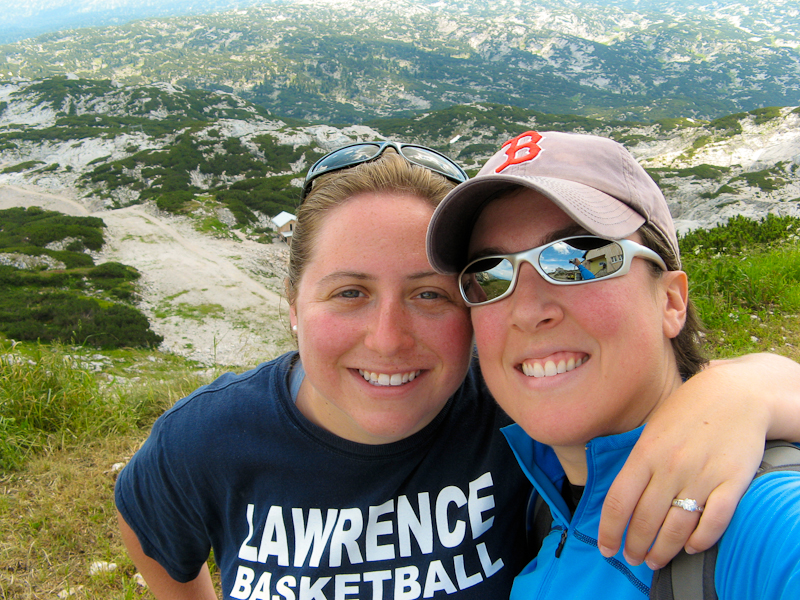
[115,352,531,599]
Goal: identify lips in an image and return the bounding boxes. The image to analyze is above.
[358,369,422,386]
[520,354,588,378]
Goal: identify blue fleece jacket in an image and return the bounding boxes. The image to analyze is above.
[502,424,800,599]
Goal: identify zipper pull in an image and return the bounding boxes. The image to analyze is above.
[555,529,568,558]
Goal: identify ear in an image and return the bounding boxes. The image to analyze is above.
[661,271,688,339]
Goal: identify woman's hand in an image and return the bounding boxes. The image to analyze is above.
[598,353,800,569]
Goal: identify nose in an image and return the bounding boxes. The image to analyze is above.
[508,262,564,331]
[364,297,416,356]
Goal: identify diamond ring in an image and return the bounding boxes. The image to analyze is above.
[671,498,704,513]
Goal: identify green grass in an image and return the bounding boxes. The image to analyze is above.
[0,345,101,471]
[0,341,209,472]
[154,302,225,321]
[680,214,800,358]
[0,340,227,598]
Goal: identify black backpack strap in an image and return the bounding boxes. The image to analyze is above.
[650,546,719,600]
[650,440,800,600]
[527,491,554,558]
[756,440,800,477]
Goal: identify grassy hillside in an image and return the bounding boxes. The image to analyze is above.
[0,342,220,598]
[1,213,799,598]
[680,214,800,355]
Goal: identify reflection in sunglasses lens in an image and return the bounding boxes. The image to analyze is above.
[462,258,513,303]
[311,144,380,174]
[462,239,626,305]
[539,240,622,282]
[402,147,464,179]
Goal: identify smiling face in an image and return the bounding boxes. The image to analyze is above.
[467,188,686,466]
[289,192,473,445]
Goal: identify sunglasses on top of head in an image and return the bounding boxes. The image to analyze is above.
[301,141,468,200]
[459,235,668,307]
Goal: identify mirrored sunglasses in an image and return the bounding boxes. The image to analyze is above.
[460,236,668,307]
[302,141,468,200]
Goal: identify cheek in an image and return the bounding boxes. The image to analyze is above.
[297,309,361,360]
[577,290,628,337]
[470,307,507,360]
[447,307,474,340]
[424,309,474,363]
[579,282,662,356]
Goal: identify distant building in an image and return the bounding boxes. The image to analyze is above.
[585,245,620,277]
[272,211,296,245]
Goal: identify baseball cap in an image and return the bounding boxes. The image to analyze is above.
[426,130,679,274]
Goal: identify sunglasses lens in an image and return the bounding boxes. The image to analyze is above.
[461,237,628,305]
[309,144,381,176]
[401,146,466,181]
[539,238,624,282]
[461,257,515,304]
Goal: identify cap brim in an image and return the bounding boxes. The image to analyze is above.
[427,173,646,274]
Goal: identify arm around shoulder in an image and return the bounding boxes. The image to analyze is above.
[598,352,800,567]
[708,353,800,441]
[117,510,218,600]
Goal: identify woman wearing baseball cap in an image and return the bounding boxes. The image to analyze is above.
[427,131,800,598]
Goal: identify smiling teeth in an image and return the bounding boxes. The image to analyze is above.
[358,369,421,386]
[522,356,587,378]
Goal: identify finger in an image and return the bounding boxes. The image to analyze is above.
[683,479,746,553]
[641,497,703,569]
[624,459,757,566]
[642,478,747,568]
[617,482,677,566]
[598,461,654,558]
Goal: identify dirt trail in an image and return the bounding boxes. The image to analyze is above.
[0,184,294,366]
[0,184,90,215]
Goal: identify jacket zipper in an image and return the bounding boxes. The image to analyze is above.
[555,528,568,558]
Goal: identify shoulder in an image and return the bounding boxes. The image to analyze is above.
[162,352,295,423]
[133,352,296,460]
[716,469,800,599]
[116,351,297,493]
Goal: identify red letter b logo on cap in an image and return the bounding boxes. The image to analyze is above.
[496,131,543,173]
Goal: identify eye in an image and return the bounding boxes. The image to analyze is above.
[417,290,441,300]
[336,289,365,299]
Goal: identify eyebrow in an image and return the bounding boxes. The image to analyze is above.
[468,224,591,261]
[316,270,445,286]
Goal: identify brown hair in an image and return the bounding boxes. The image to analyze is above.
[637,223,708,379]
[286,150,457,305]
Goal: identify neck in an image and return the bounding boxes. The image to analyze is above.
[553,363,684,486]
[552,445,591,485]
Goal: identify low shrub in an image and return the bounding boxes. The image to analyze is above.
[156,189,195,213]
[0,290,162,349]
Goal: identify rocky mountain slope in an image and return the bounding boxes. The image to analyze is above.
[2,78,798,227]
[1,78,799,365]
